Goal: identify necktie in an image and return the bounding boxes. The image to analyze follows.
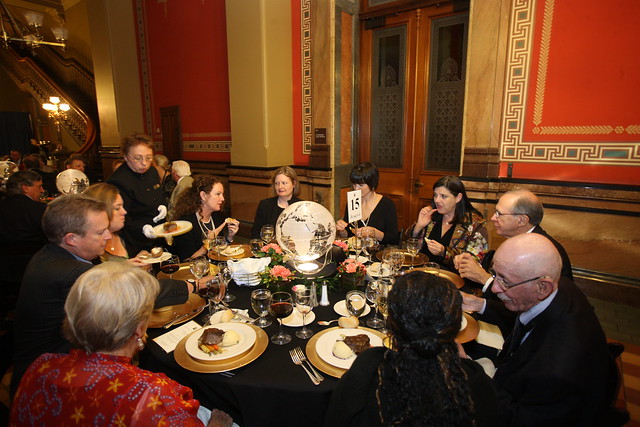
[499,316,536,364]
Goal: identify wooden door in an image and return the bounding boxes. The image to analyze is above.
[160,106,182,160]
[359,7,468,233]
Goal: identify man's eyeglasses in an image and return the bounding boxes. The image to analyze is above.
[489,269,547,291]
[128,154,153,163]
[493,210,525,218]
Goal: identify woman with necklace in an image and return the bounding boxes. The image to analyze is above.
[408,176,488,270]
[336,162,399,245]
[251,166,302,239]
[172,174,239,261]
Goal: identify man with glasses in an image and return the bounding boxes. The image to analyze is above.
[455,189,572,294]
[460,233,609,425]
[107,132,167,255]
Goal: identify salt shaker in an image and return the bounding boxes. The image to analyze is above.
[319,281,330,306]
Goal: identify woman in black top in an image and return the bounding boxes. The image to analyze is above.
[251,166,302,239]
[336,162,399,245]
[324,271,497,426]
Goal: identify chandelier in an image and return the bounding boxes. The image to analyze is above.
[0,0,68,51]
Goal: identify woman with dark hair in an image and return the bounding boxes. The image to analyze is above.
[172,174,239,260]
[324,271,497,426]
[336,162,398,245]
[409,176,487,269]
[251,166,302,239]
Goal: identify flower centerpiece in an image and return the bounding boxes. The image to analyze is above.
[333,240,348,253]
[255,243,285,266]
[336,258,367,291]
[259,264,294,292]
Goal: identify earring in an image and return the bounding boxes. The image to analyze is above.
[137,337,145,351]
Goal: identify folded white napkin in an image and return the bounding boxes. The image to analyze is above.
[475,320,505,350]
[227,257,271,286]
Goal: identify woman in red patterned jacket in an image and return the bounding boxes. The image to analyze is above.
[11,262,232,427]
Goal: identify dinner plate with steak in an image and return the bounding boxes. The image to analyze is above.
[185,322,256,362]
[315,328,384,370]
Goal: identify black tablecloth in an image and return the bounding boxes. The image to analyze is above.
[140,281,359,427]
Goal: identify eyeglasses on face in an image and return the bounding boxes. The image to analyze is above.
[128,154,153,163]
[489,268,547,291]
[493,210,526,218]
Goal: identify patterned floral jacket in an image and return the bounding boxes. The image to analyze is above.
[408,211,488,268]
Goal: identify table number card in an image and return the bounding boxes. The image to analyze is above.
[347,189,362,224]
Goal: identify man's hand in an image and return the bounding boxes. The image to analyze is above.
[460,291,485,313]
[455,253,491,284]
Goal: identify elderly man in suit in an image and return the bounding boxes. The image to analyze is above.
[461,233,609,426]
[168,160,194,218]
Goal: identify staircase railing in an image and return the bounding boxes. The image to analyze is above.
[0,47,96,154]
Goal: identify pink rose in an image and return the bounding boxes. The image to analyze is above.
[333,240,348,252]
[270,265,293,280]
[261,243,282,254]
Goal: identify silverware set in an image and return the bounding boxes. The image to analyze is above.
[289,347,324,385]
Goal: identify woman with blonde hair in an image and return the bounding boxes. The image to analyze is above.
[251,166,302,239]
[11,262,233,426]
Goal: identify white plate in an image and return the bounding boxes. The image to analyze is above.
[315,328,383,369]
[140,251,172,264]
[185,322,256,361]
[333,300,371,318]
[152,220,193,237]
[460,314,467,331]
[282,310,316,327]
[366,262,390,278]
[347,254,369,264]
[221,246,244,257]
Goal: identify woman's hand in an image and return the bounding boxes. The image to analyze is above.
[424,238,445,256]
[225,218,239,239]
[336,219,349,237]
[415,206,435,231]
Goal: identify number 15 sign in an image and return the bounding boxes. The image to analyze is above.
[347,189,362,224]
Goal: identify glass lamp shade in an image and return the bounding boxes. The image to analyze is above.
[24,11,44,28]
[51,27,68,41]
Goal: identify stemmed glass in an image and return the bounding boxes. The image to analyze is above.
[202,232,214,257]
[160,254,180,279]
[351,236,363,262]
[376,279,392,335]
[251,288,272,328]
[406,238,421,270]
[366,281,385,329]
[260,225,275,244]
[346,290,366,318]
[250,239,263,255]
[214,236,228,260]
[189,256,209,285]
[268,291,293,345]
[388,249,405,277]
[220,266,236,303]
[199,275,225,323]
[294,287,314,339]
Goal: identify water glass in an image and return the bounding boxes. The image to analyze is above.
[251,288,272,328]
[294,286,314,339]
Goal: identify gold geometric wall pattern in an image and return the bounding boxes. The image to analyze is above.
[500,0,640,166]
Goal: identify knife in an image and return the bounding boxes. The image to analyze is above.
[162,305,205,329]
[232,309,256,323]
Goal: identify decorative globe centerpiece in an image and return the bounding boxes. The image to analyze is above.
[275,201,336,274]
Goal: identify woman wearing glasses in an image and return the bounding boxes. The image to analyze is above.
[408,176,488,270]
[108,132,167,255]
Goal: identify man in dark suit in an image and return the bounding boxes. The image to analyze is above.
[462,233,609,426]
[455,189,573,295]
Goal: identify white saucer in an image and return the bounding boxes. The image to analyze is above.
[282,310,316,327]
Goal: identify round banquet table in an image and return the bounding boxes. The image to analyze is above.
[141,281,351,427]
[140,266,492,427]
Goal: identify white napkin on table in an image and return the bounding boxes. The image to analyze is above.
[227,257,271,286]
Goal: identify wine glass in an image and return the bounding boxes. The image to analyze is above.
[345,290,366,318]
[268,291,293,345]
[202,233,214,257]
[250,239,263,255]
[424,262,440,276]
[406,238,421,269]
[260,225,275,244]
[351,236,363,262]
[214,236,228,260]
[160,254,180,280]
[206,275,227,316]
[363,236,377,263]
[189,256,209,283]
[294,287,314,339]
[220,266,236,303]
[366,281,385,329]
[376,280,391,335]
[251,288,272,328]
[389,249,405,277]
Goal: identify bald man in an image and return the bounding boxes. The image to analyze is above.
[455,189,573,294]
[463,233,609,426]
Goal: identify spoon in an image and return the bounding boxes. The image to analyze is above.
[317,319,341,326]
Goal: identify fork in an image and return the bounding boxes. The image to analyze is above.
[289,349,321,385]
[294,347,324,382]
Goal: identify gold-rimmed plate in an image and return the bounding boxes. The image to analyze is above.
[375,249,427,267]
[148,293,206,328]
[174,324,268,373]
[306,327,386,379]
[208,244,252,261]
[411,267,465,289]
[157,263,220,281]
[456,312,479,344]
[185,323,257,362]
